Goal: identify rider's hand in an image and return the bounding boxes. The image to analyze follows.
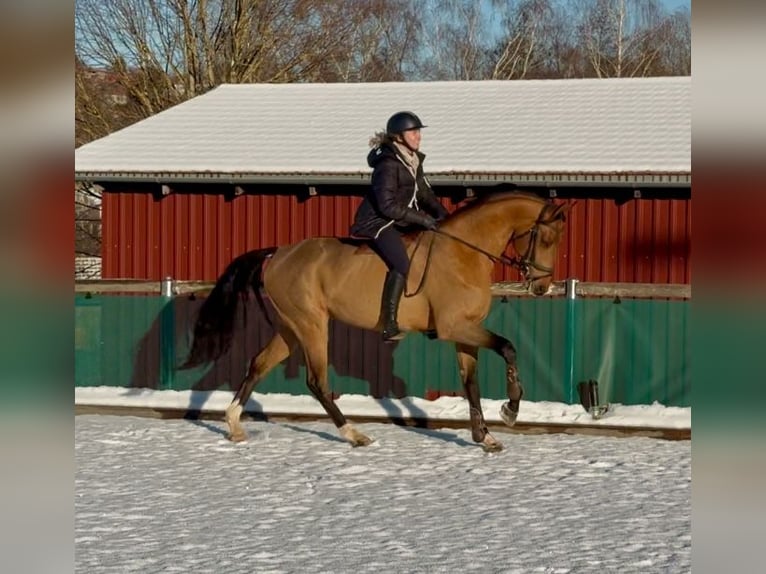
[402,209,438,230]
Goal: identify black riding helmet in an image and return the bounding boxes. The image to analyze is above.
[386,111,426,135]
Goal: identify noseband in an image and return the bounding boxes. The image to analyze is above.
[509,223,555,281]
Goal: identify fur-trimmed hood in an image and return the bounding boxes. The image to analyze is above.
[367,137,426,169]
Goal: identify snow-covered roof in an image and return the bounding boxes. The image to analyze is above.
[75,77,690,187]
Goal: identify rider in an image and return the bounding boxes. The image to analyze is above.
[350,111,449,342]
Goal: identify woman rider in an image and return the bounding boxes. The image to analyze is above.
[350,111,449,342]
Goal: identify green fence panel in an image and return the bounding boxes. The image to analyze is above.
[1,292,69,405]
[75,294,165,388]
[75,293,690,406]
[480,297,568,402]
[569,298,690,406]
[477,297,690,406]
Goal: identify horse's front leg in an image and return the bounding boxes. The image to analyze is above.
[456,344,504,452]
[496,339,524,427]
[440,323,524,430]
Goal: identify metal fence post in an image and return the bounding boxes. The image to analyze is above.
[160,277,176,390]
[564,277,579,403]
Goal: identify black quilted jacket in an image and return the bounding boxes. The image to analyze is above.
[350,143,448,239]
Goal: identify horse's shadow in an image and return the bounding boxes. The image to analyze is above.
[280,423,347,443]
[277,422,477,449]
[124,295,511,451]
[184,418,228,438]
[130,294,435,430]
[402,427,476,448]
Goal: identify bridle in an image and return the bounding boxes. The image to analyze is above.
[434,204,561,282]
[509,222,555,281]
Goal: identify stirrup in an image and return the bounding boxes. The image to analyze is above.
[382,325,405,342]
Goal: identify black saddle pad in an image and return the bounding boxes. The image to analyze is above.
[339,230,423,249]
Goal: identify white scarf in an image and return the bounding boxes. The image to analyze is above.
[392,141,420,178]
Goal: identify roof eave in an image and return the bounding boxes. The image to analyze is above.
[74,171,691,188]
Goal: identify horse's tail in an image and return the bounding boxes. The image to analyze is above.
[179,247,278,369]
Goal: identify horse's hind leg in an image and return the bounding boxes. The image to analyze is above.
[225,328,295,442]
[298,320,373,447]
[456,344,504,452]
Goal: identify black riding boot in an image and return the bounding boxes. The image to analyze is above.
[380,270,406,342]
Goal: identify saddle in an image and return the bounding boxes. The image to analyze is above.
[341,232,435,301]
[341,231,423,255]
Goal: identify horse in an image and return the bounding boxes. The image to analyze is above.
[181,192,570,452]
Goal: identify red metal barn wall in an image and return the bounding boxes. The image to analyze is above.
[102,192,691,284]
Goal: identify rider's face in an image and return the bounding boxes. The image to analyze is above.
[399,128,421,151]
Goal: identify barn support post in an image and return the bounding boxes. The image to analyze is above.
[564,278,579,403]
[160,277,176,390]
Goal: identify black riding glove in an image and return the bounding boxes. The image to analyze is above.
[402,210,438,230]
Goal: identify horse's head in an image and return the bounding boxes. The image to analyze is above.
[510,201,571,296]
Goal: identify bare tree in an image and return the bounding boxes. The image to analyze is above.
[76,0,690,142]
[416,0,492,80]
[492,0,543,79]
[651,6,691,76]
[488,0,573,80]
[75,183,102,258]
[311,0,423,82]
[422,0,689,80]
[574,0,672,78]
[75,0,378,144]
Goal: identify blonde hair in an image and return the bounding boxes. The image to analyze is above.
[369,131,393,148]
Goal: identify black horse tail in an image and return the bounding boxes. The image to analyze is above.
[179,247,278,369]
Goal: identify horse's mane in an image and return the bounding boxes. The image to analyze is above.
[447,189,549,220]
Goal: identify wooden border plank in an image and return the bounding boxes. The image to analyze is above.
[76,279,691,299]
[75,404,690,441]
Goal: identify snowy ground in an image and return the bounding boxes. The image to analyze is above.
[75,414,691,573]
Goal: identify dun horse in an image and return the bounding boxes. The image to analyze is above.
[182,192,570,451]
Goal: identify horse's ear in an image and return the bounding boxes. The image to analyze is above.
[550,200,575,221]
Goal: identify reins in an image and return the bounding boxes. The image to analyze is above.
[434,224,554,277]
[403,231,436,297]
[433,229,520,268]
[405,201,565,296]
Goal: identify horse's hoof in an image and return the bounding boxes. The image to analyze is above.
[350,436,374,448]
[472,429,487,442]
[481,436,504,452]
[340,424,373,447]
[500,402,518,427]
[228,430,248,443]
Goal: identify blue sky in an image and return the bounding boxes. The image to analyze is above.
[663,0,691,11]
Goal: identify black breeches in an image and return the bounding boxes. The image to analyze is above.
[372,226,410,276]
